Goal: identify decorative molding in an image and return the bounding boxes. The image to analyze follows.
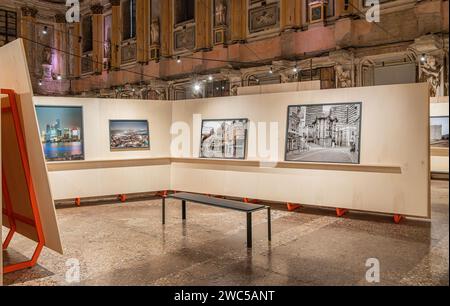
[111,0,121,6]
[90,3,104,15]
[54,13,66,23]
[21,6,38,18]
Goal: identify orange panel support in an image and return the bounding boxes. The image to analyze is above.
[156,190,168,198]
[1,89,45,274]
[336,208,349,217]
[244,198,261,204]
[394,215,404,224]
[287,203,301,212]
[75,197,81,207]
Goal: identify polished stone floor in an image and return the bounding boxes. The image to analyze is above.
[2,180,449,286]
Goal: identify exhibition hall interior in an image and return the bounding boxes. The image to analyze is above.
[0,0,449,288]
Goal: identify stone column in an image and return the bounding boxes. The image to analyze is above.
[230,0,246,43]
[111,0,121,69]
[91,3,104,74]
[281,0,302,31]
[195,0,212,51]
[161,1,173,57]
[20,6,38,71]
[136,0,150,63]
[54,13,67,78]
[73,22,82,77]
[161,0,173,57]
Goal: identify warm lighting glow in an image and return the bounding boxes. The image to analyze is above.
[420,54,426,63]
[193,83,201,92]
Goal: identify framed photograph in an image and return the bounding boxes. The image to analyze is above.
[285,103,362,164]
[109,120,150,151]
[430,116,449,148]
[200,119,248,160]
[35,105,84,162]
[309,5,323,23]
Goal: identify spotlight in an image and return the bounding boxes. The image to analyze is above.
[269,66,273,74]
[420,54,426,63]
[56,75,62,80]
[42,26,48,35]
[208,75,213,81]
[293,65,298,73]
[193,83,201,92]
[176,56,181,64]
[38,80,43,86]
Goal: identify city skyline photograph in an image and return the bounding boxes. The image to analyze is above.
[35,105,84,161]
[110,120,150,151]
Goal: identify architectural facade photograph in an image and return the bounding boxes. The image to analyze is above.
[0,0,449,293]
[286,103,361,164]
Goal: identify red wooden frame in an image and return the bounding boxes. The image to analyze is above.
[1,88,45,274]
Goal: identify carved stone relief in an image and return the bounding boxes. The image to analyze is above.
[249,3,279,33]
[174,26,195,51]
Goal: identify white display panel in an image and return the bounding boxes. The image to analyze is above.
[37,83,430,218]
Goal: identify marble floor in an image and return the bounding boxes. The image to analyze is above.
[2,180,449,286]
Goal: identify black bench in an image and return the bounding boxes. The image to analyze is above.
[162,192,271,248]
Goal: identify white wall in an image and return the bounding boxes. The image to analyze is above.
[33,97,173,160]
[36,83,430,218]
[171,83,430,218]
[33,97,173,199]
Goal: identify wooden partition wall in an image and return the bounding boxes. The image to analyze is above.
[37,82,431,219]
[1,40,63,278]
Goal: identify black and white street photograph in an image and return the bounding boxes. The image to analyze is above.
[286,103,362,164]
[200,119,248,159]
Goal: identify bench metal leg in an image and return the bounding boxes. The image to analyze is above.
[247,212,252,248]
[162,197,166,225]
[182,200,187,220]
[268,207,272,242]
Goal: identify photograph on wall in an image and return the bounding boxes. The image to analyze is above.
[200,119,248,159]
[286,103,362,164]
[430,116,449,148]
[109,120,150,151]
[35,106,84,162]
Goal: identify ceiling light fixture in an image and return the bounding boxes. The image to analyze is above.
[193,83,201,92]
[420,54,426,63]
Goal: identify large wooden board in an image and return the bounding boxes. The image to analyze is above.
[0,39,63,254]
[0,94,4,284]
